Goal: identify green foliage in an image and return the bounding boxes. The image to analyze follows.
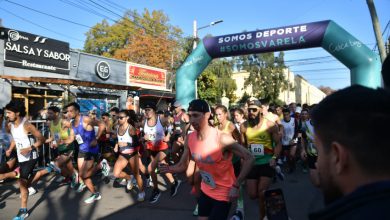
[196,58,237,105]
[84,9,183,71]
[236,51,290,103]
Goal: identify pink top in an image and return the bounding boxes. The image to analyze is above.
[187,127,236,202]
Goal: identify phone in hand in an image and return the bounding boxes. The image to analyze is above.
[264,188,289,220]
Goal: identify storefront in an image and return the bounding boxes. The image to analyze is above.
[0,27,139,117]
[0,27,174,117]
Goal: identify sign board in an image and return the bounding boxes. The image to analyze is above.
[126,62,167,91]
[1,28,70,74]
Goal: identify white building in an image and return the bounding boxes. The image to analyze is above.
[232,68,326,105]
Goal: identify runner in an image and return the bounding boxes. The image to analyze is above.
[5,101,53,219]
[240,99,282,220]
[233,108,246,133]
[280,108,299,173]
[160,99,254,220]
[171,101,189,163]
[142,102,181,204]
[0,108,18,182]
[215,105,245,220]
[300,108,319,187]
[45,106,77,187]
[64,102,108,204]
[113,109,145,201]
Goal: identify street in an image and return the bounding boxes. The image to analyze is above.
[0,166,324,220]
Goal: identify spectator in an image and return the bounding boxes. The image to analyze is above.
[308,85,390,220]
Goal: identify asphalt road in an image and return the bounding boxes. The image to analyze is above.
[0,166,324,220]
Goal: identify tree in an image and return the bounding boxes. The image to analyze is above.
[196,58,237,105]
[235,51,290,102]
[84,9,183,71]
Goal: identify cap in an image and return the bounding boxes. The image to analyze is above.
[173,100,182,108]
[88,109,97,115]
[248,99,262,107]
[144,102,157,110]
[295,106,302,114]
[188,99,210,113]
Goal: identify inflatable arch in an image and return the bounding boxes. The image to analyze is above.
[175,20,381,107]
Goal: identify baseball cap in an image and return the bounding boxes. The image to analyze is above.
[188,99,210,113]
[295,106,302,114]
[144,102,157,110]
[248,99,262,107]
[173,100,181,108]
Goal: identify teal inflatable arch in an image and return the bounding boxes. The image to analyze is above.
[175,20,381,108]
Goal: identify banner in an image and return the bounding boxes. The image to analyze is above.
[1,28,70,74]
[126,62,167,90]
[203,20,330,58]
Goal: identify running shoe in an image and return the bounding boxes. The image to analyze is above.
[76,183,86,193]
[19,187,37,198]
[170,179,182,197]
[14,167,20,179]
[146,176,153,188]
[149,189,161,204]
[126,179,134,191]
[230,210,244,220]
[137,191,145,202]
[100,159,110,177]
[84,192,102,204]
[48,162,61,174]
[275,165,285,181]
[13,208,29,220]
[28,187,37,196]
[193,204,199,216]
[71,172,78,189]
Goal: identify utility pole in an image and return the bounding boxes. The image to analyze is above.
[192,19,223,98]
[366,0,387,62]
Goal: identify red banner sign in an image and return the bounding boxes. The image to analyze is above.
[127,63,166,90]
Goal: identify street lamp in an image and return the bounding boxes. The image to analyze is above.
[192,19,223,98]
[193,19,223,49]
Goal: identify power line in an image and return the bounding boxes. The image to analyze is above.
[4,0,92,28]
[59,0,116,22]
[292,67,347,72]
[0,7,85,42]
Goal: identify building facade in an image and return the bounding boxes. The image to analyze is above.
[232,68,326,105]
[0,27,174,117]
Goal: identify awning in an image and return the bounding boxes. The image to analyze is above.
[0,75,140,90]
[138,89,175,99]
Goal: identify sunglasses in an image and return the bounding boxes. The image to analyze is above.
[248,108,259,112]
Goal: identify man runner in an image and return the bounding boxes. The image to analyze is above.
[240,99,282,220]
[65,102,108,204]
[160,99,254,220]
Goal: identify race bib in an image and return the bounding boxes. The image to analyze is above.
[148,133,156,141]
[200,170,216,189]
[15,140,29,150]
[250,144,264,156]
[54,133,60,141]
[31,150,38,159]
[75,134,84,144]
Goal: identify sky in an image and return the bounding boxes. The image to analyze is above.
[0,0,389,90]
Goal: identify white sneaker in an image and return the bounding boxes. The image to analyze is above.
[84,192,102,204]
[20,187,37,198]
[137,191,145,202]
[146,176,153,188]
[126,179,133,191]
[28,187,37,196]
[100,159,110,177]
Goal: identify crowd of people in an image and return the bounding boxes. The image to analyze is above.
[1,69,390,220]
